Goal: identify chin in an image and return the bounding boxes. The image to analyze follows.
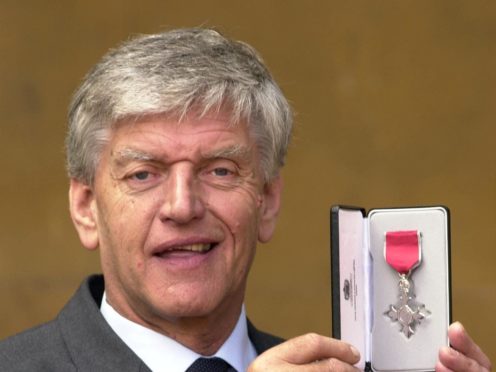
[148,289,223,318]
[142,277,243,322]
[151,301,220,321]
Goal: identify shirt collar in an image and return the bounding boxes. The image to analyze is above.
[100,292,257,372]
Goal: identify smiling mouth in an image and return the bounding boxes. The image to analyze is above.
[154,243,216,257]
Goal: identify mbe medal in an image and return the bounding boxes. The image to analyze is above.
[384,230,430,338]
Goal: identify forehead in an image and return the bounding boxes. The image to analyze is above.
[106,113,257,160]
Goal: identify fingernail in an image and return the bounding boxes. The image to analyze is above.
[452,321,465,333]
[350,345,360,359]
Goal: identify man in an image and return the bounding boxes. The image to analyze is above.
[0,28,491,372]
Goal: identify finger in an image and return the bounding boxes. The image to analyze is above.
[448,322,492,370]
[438,346,489,372]
[269,333,360,365]
[271,358,361,372]
[254,357,361,372]
[310,357,362,372]
[435,360,454,372]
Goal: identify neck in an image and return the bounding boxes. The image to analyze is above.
[161,310,242,355]
[105,290,245,355]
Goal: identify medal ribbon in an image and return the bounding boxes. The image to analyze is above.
[385,230,420,275]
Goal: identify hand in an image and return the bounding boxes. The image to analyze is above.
[436,322,492,372]
[248,333,361,371]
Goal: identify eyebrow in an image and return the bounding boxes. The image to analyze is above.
[111,148,157,167]
[111,144,253,167]
[201,144,252,162]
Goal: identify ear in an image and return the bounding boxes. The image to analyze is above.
[69,178,99,250]
[258,175,283,243]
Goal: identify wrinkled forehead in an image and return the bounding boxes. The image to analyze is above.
[87,107,268,185]
[97,111,265,176]
[106,109,256,149]
[108,108,258,143]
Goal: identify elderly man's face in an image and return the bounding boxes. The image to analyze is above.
[70,112,281,326]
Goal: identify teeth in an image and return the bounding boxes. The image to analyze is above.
[174,243,212,252]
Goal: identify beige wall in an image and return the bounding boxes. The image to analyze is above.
[1,0,494,363]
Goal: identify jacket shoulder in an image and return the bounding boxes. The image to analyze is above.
[0,320,75,371]
[247,320,284,354]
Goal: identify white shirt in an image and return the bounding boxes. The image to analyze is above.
[100,293,257,372]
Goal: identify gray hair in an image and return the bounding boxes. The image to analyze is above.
[66,28,293,185]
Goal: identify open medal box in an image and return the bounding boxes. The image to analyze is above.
[330,206,452,372]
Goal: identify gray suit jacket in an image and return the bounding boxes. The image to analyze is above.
[0,275,283,371]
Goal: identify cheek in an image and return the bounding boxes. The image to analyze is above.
[97,191,158,257]
[205,187,262,234]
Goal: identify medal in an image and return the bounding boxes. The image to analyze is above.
[384,230,430,338]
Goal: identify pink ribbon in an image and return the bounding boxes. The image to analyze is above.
[385,230,420,274]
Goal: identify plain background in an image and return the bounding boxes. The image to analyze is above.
[1,0,494,364]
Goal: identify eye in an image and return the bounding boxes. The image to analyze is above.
[201,160,239,185]
[131,171,151,181]
[212,167,231,177]
[124,169,161,191]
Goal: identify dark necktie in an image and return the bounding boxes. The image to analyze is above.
[185,357,236,372]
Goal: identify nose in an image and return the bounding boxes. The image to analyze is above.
[159,164,205,224]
